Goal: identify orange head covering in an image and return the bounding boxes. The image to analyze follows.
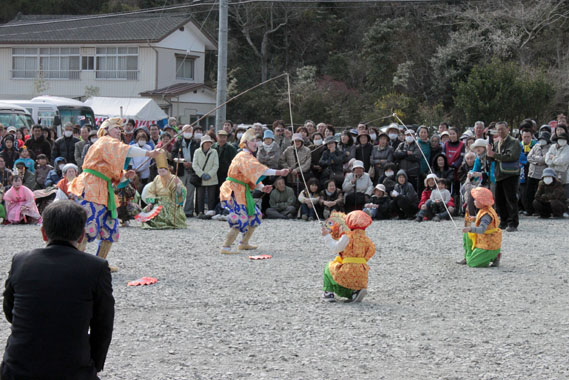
[470,187,494,208]
[345,210,372,230]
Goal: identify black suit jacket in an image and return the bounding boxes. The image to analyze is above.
[2,241,114,380]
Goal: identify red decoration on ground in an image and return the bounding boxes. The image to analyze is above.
[248,254,272,260]
[128,277,158,286]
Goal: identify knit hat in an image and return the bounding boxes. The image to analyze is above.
[541,167,557,179]
[263,130,275,140]
[470,187,494,207]
[200,134,213,147]
[345,210,372,230]
[424,173,438,186]
[62,163,78,174]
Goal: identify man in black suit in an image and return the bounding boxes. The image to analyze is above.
[2,201,114,379]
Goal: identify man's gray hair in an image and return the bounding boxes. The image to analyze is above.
[474,121,485,128]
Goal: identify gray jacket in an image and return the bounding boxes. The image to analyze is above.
[527,143,551,180]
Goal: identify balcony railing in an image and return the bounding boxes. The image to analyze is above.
[11,70,81,80]
[95,70,139,81]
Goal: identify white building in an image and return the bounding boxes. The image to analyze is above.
[0,12,217,125]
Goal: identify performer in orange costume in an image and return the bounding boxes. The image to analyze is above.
[321,210,376,303]
[70,117,161,270]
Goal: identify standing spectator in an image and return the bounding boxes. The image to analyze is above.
[443,127,465,195]
[122,119,136,145]
[26,124,52,161]
[233,125,247,150]
[213,129,237,211]
[394,129,421,190]
[1,201,114,378]
[319,179,344,219]
[52,123,79,164]
[525,131,552,215]
[266,176,297,219]
[438,122,449,135]
[519,128,536,213]
[222,120,235,143]
[131,129,153,192]
[416,125,431,194]
[149,124,161,147]
[354,130,373,172]
[487,121,521,232]
[532,168,568,218]
[0,135,19,169]
[81,130,99,163]
[391,169,418,219]
[545,132,569,198]
[193,135,219,218]
[474,121,486,140]
[342,160,373,212]
[74,125,91,169]
[279,133,311,194]
[167,116,179,133]
[386,123,400,149]
[257,130,281,176]
[310,132,326,181]
[320,136,347,187]
[370,132,394,183]
[273,120,290,150]
[430,134,443,158]
[172,125,200,217]
[324,125,335,138]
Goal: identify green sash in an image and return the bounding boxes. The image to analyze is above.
[227,176,255,216]
[83,168,118,219]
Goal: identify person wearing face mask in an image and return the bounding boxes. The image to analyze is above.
[310,132,326,181]
[545,132,569,199]
[257,130,281,177]
[524,131,552,216]
[130,129,153,192]
[232,126,247,150]
[280,133,312,194]
[368,127,379,145]
[376,162,398,195]
[532,168,567,218]
[52,122,80,165]
[69,117,161,271]
[219,128,290,254]
[386,124,401,149]
[81,130,99,166]
[45,156,67,188]
[172,125,201,217]
[393,129,421,191]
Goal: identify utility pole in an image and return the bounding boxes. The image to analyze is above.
[215,0,228,130]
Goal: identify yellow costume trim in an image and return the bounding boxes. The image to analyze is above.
[468,228,499,248]
[333,256,367,264]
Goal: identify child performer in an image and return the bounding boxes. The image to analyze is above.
[219,128,289,254]
[461,187,502,267]
[321,210,376,303]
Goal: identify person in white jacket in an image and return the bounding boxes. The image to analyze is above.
[545,132,569,198]
[193,135,220,218]
[342,160,374,212]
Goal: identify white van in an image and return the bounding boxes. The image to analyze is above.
[30,96,96,137]
[0,103,34,129]
[0,100,58,127]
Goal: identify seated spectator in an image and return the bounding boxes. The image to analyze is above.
[394,129,421,190]
[1,135,19,170]
[391,169,418,219]
[13,159,36,190]
[458,151,476,184]
[0,156,13,190]
[17,147,35,173]
[319,136,346,187]
[45,157,66,188]
[370,132,394,182]
[0,188,5,223]
[280,133,312,193]
[342,160,373,212]
[257,129,281,173]
[298,177,321,221]
[422,178,455,221]
[3,175,42,224]
[319,179,344,219]
[532,168,567,218]
[376,162,398,194]
[432,153,454,184]
[363,184,392,220]
[416,173,438,222]
[545,132,569,198]
[54,164,79,201]
[35,154,53,189]
[338,130,356,168]
[266,176,297,219]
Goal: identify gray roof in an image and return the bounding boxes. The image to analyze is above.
[140,83,212,97]
[0,12,216,46]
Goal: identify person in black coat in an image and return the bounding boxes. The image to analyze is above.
[52,123,80,164]
[319,136,346,187]
[354,131,373,171]
[2,201,114,380]
[26,124,53,162]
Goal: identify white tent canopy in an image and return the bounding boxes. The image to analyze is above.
[85,97,168,125]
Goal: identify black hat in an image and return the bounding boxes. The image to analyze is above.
[324,136,337,145]
[552,132,568,142]
[537,131,551,143]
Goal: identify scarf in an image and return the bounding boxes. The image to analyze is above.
[57,177,70,194]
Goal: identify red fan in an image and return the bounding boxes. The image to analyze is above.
[134,205,163,222]
[248,254,272,260]
[128,277,158,286]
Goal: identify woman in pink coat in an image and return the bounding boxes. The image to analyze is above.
[3,176,42,224]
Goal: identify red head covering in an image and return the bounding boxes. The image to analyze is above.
[345,210,372,230]
[470,187,494,208]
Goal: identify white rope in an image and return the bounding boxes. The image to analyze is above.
[392,113,460,230]
[285,73,323,225]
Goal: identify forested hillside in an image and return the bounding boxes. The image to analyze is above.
[2,0,568,126]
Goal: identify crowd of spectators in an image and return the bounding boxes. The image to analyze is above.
[1,115,568,229]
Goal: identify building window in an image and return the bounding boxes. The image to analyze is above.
[12,47,80,79]
[176,56,194,80]
[96,47,138,80]
[82,56,94,71]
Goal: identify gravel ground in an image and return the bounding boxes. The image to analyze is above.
[1,216,569,380]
